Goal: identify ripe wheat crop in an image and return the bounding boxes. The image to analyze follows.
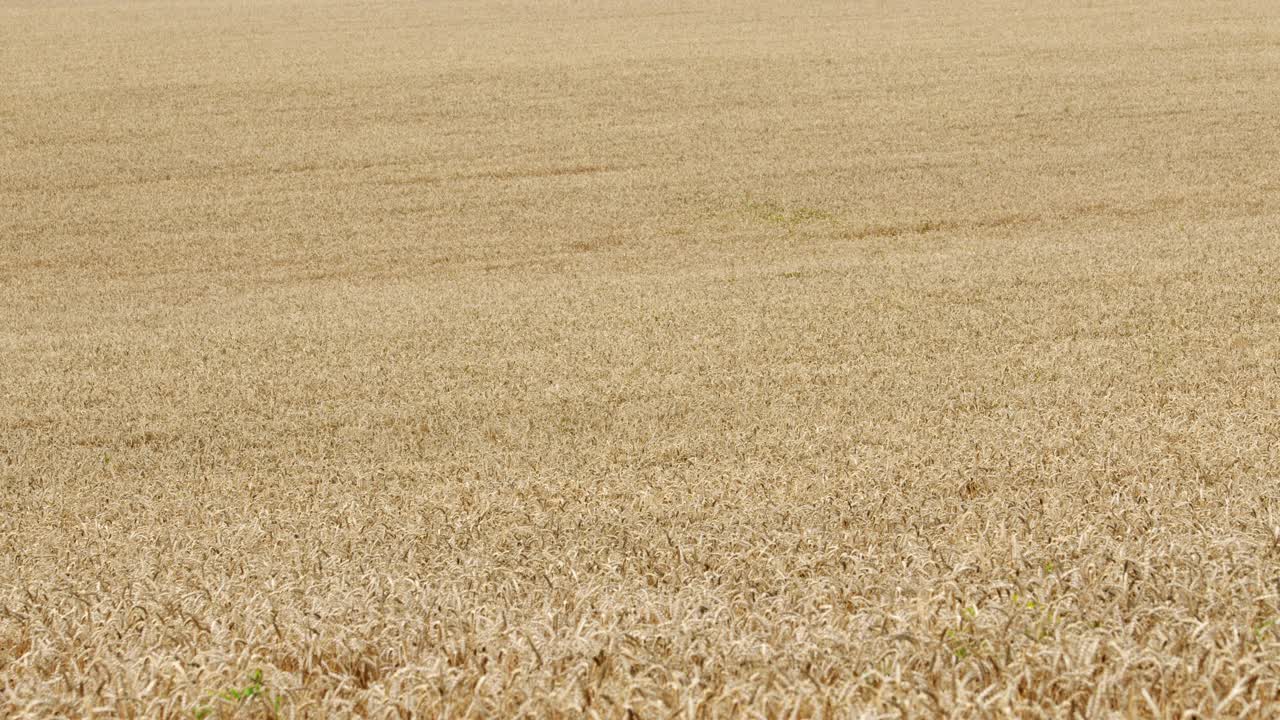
[3,0,1280,717]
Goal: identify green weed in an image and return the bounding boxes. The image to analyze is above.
[193,670,285,719]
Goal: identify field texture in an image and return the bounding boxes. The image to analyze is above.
[4,0,1280,716]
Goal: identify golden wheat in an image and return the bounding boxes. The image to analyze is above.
[3,0,1280,717]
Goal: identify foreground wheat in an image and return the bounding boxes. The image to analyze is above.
[3,0,1280,717]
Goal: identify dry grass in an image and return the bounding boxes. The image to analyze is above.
[3,0,1280,717]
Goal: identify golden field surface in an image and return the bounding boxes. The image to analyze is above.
[3,0,1280,716]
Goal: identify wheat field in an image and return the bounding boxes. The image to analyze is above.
[3,0,1280,717]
